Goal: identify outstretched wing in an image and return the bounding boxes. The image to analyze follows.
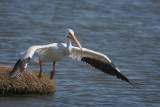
[7,45,48,80]
[70,46,135,86]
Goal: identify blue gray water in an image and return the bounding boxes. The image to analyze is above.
[0,0,160,106]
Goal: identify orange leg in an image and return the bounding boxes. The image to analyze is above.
[39,60,42,78]
[50,62,56,79]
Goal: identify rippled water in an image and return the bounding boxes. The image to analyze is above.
[0,0,160,106]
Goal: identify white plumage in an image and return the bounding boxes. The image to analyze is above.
[70,46,111,63]
[8,28,135,86]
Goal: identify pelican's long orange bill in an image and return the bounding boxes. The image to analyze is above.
[70,32,83,50]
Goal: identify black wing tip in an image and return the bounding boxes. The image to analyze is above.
[7,72,21,80]
[7,57,30,80]
[128,80,140,89]
[118,72,140,88]
[6,76,12,80]
[7,67,22,80]
[81,57,140,88]
[6,77,13,81]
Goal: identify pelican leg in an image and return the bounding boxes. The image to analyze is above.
[38,60,42,78]
[50,62,56,79]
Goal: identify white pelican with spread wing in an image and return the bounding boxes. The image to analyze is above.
[8,28,135,86]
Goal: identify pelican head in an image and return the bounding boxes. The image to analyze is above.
[67,28,83,50]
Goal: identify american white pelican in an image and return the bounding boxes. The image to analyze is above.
[8,28,135,86]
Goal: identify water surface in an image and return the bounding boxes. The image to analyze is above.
[0,0,160,106]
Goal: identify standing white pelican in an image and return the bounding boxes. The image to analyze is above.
[8,28,135,86]
[8,28,82,80]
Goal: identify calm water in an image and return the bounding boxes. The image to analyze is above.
[0,0,160,106]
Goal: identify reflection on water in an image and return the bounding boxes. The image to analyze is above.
[0,0,160,106]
